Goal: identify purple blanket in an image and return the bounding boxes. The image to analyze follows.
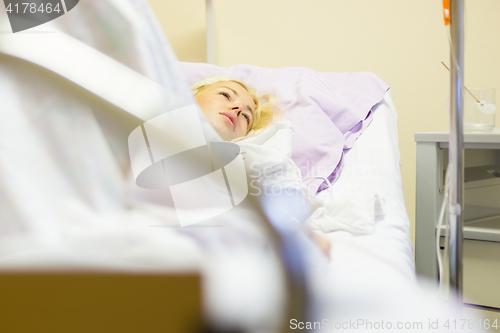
[178,62,389,193]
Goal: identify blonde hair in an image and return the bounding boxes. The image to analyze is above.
[191,77,280,137]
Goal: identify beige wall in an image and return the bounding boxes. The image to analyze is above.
[148,0,500,246]
[147,0,206,63]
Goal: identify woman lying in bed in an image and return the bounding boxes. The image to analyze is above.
[192,77,331,256]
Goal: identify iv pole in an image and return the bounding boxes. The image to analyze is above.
[448,0,464,303]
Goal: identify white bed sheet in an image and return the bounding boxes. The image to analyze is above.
[318,89,415,282]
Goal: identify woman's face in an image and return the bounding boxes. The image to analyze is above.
[195,81,256,141]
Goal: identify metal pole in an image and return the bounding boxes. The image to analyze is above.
[448,0,464,302]
[206,0,216,64]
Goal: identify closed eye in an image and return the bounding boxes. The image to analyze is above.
[220,92,230,99]
[243,113,251,126]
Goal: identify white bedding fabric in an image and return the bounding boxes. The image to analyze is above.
[319,89,416,281]
[235,120,303,190]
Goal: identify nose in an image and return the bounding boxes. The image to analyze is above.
[230,103,242,116]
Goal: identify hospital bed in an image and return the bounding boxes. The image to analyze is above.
[0,1,478,332]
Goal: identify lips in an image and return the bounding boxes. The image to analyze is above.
[220,112,236,130]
